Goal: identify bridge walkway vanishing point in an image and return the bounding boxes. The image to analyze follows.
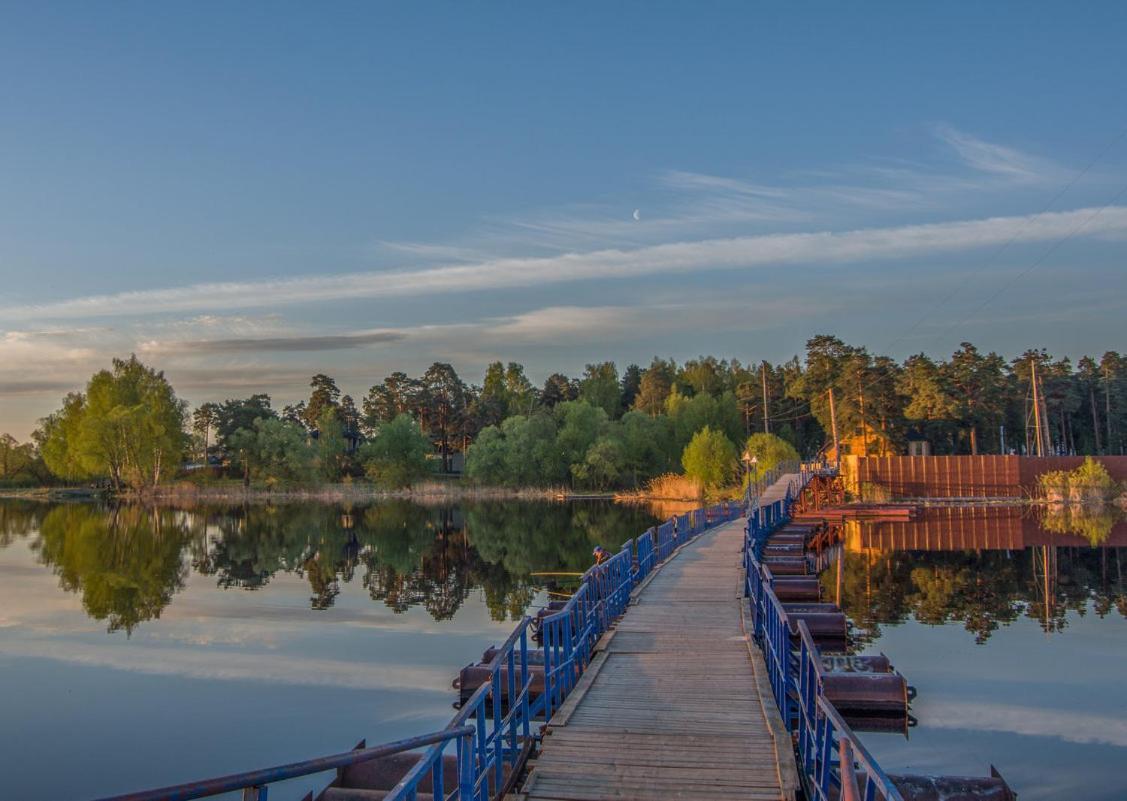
[514,478,802,801]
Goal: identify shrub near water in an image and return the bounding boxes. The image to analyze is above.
[359,414,433,488]
[681,427,737,491]
[743,432,800,482]
[1038,458,1118,504]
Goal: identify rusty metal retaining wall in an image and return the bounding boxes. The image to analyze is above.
[842,455,1127,498]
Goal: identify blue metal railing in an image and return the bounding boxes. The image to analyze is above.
[542,500,740,717]
[396,616,539,801]
[743,467,905,801]
[88,728,475,801]
[93,500,742,801]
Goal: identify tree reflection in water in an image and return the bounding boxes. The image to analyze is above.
[32,505,193,634]
[0,499,662,634]
[826,505,1127,646]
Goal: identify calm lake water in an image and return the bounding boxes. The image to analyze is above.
[2,501,1126,800]
[0,499,661,801]
[825,506,1127,801]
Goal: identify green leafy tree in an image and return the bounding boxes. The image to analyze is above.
[362,372,418,433]
[743,432,800,480]
[555,401,608,479]
[359,414,432,488]
[191,402,219,463]
[620,364,643,411]
[634,358,676,416]
[579,362,621,419]
[39,393,92,481]
[41,356,188,489]
[480,361,509,422]
[418,363,468,472]
[572,436,626,490]
[897,354,958,450]
[213,394,275,448]
[945,342,1009,454]
[315,408,350,480]
[681,426,737,490]
[464,425,509,485]
[539,373,577,408]
[506,413,566,486]
[303,374,341,429]
[228,417,316,483]
[619,410,675,485]
[679,356,728,397]
[665,388,742,454]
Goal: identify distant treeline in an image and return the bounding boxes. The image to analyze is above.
[2,335,1125,491]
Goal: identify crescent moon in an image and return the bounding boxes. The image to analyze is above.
[632,209,641,221]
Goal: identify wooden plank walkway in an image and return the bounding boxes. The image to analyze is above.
[515,486,800,801]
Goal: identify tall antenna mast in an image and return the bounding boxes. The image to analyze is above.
[1031,359,1045,457]
[761,362,770,434]
[828,387,840,465]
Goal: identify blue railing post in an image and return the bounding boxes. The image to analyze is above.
[457,730,474,801]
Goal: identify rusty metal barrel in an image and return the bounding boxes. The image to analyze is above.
[482,645,545,665]
[531,599,567,644]
[770,576,821,602]
[337,752,459,797]
[762,556,808,575]
[768,532,808,545]
[821,671,909,714]
[453,663,545,706]
[820,653,892,673]
[842,712,912,735]
[783,609,848,642]
[764,541,806,556]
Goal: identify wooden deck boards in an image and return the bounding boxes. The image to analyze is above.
[517,511,799,801]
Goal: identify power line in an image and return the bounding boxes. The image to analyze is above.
[936,180,1127,341]
[880,123,1127,357]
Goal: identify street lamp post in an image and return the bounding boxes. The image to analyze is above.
[741,451,759,508]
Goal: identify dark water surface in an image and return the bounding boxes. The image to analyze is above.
[825,506,1127,801]
[0,499,660,801]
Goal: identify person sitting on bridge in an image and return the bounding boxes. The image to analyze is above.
[592,545,609,565]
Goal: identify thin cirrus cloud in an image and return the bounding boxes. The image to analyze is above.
[3,205,1125,323]
[139,330,405,355]
[933,125,1058,182]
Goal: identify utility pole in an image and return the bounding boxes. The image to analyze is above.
[1090,380,1103,454]
[857,377,868,456]
[761,362,771,435]
[1000,424,1006,455]
[1106,361,1114,454]
[828,388,840,466]
[1031,359,1045,457]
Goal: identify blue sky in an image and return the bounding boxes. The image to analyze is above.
[2,2,1126,436]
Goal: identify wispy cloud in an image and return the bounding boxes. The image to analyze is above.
[935,124,1057,182]
[140,330,405,355]
[4,205,1124,322]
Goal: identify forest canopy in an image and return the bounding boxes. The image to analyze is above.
[5,338,1125,492]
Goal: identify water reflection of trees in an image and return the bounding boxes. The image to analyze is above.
[828,546,1127,646]
[33,505,192,634]
[0,499,659,632]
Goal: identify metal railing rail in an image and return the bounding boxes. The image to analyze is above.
[541,499,741,718]
[391,616,539,801]
[88,728,475,801]
[742,467,906,801]
[94,500,743,801]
